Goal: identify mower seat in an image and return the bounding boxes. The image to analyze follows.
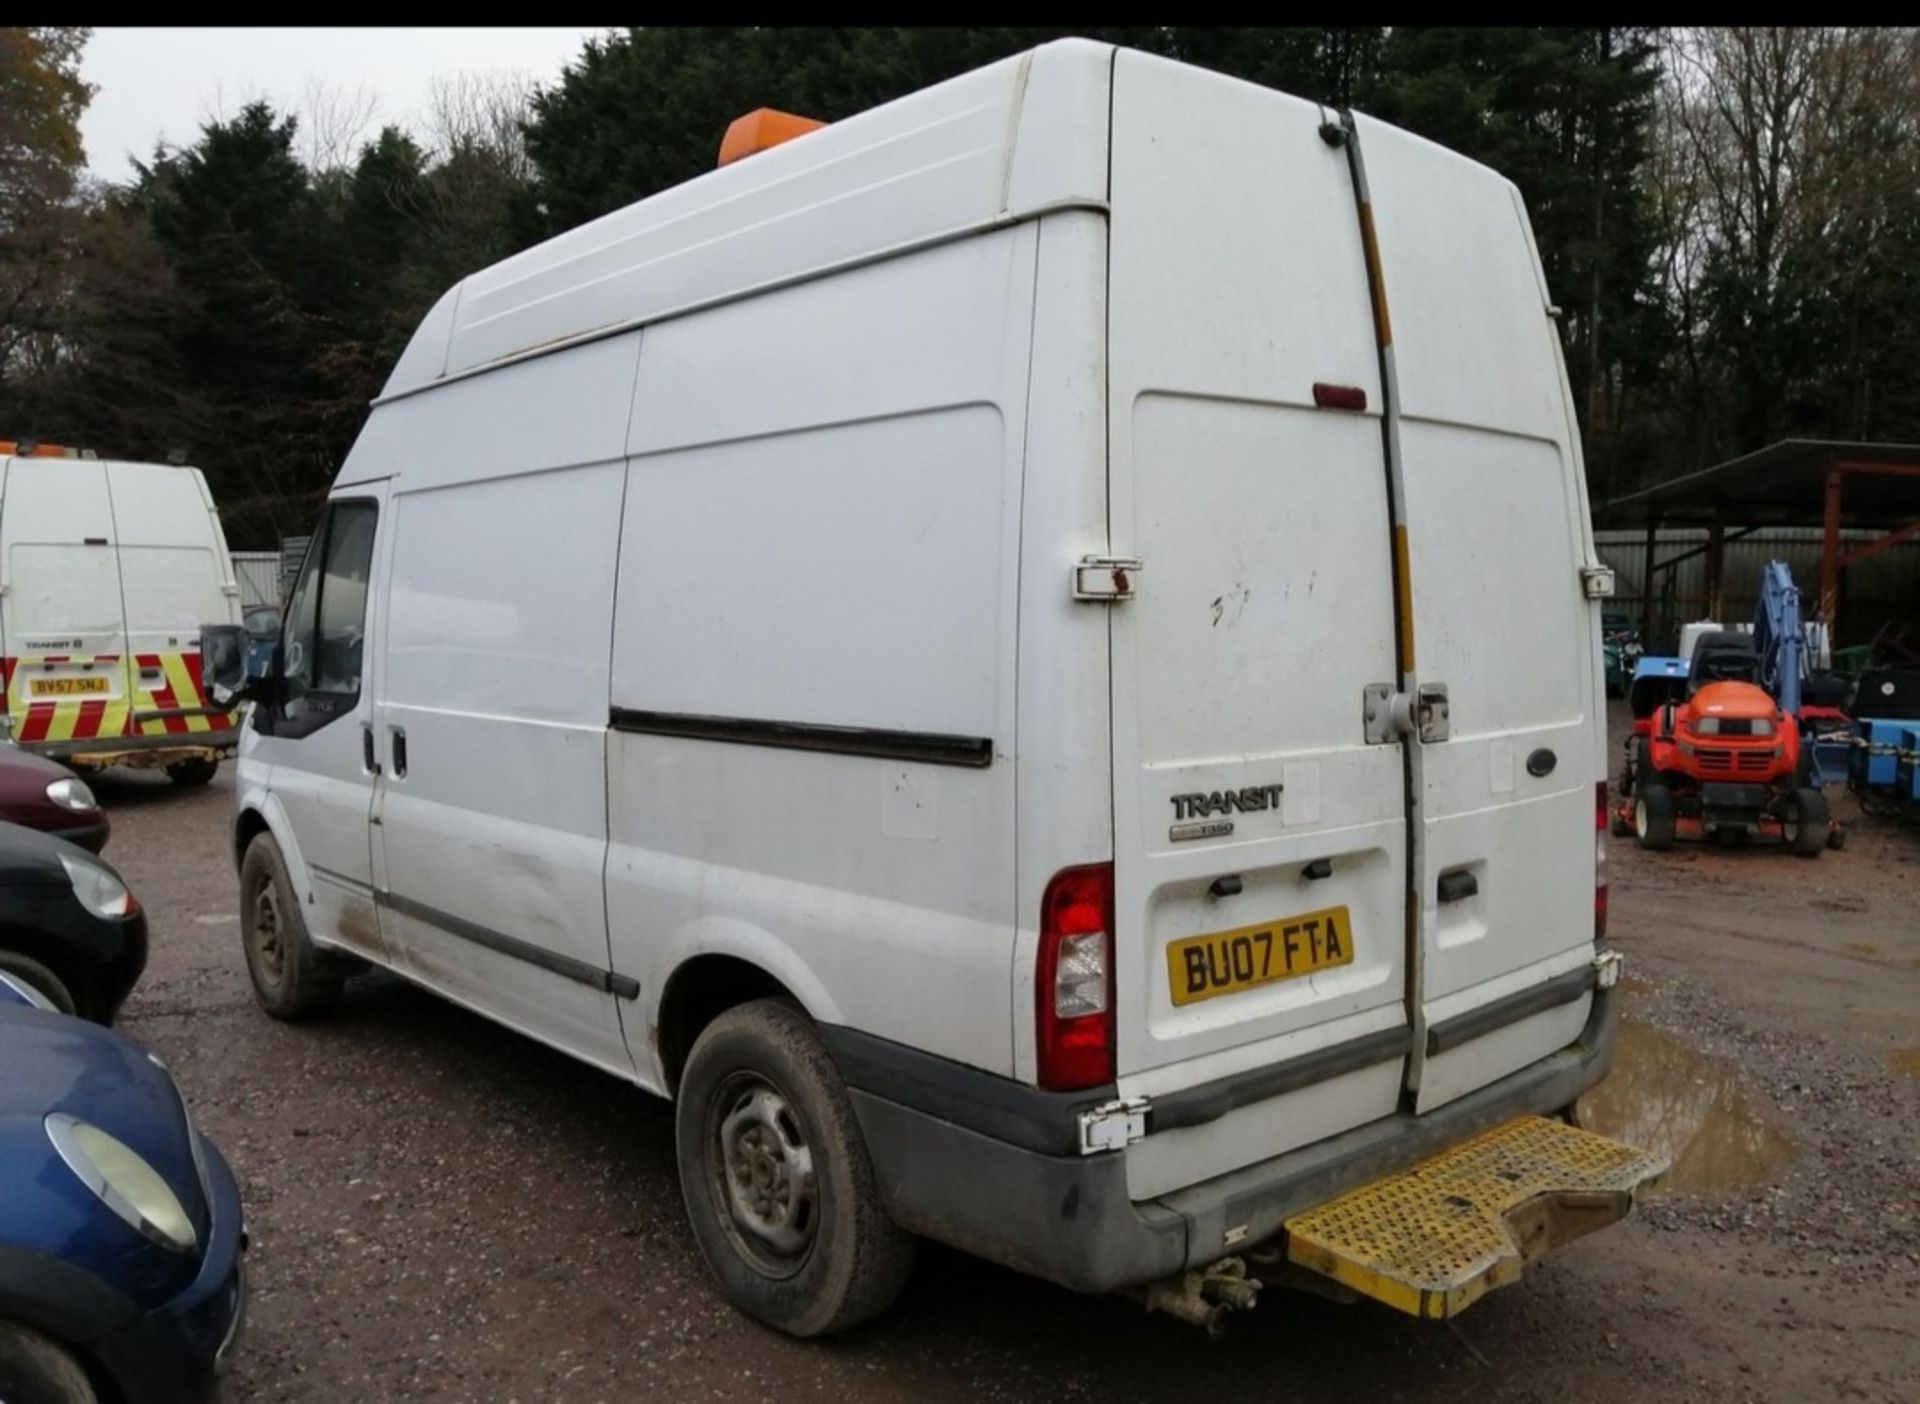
[1689,631,1760,693]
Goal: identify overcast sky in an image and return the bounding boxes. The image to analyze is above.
[80,27,607,184]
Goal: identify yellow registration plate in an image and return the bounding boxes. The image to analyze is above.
[29,675,110,698]
[1167,904,1355,1007]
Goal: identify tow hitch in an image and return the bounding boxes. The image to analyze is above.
[1138,1114,1665,1330]
[1137,1257,1261,1335]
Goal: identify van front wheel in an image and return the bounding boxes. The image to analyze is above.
[675,999,915,1337]
[239,834,343,1020]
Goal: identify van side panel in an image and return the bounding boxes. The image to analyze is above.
[1353,117,1602,1112]
[1008,211,1114,1084]
[607,227,1038,1084]
[369,336,640,1080]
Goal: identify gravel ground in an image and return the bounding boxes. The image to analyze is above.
[95,704,1920,1402]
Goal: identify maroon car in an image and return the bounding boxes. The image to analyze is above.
[0,742,109,853]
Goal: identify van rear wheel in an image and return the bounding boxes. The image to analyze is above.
[675,999,915,1337]
[239,834,343,1020]
[165,757,219,786]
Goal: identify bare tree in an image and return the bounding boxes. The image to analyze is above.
[298,77,381,175]
[1660,26,1920,442]
[421,68,533,179]
[1665,27,1830,305]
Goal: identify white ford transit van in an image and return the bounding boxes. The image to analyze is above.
[208,41,1656,1336]
[1,443,242,782]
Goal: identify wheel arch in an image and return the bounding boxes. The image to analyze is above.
[231,791,311,902]
[653,953,812,1098]
[0,1243,135,1399]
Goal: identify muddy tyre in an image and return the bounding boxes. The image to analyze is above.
[240,834,343,1020]
[1783,787,1828,858]
[0,1321,98,1404]
[675,999,916,1337]
[1634,782,1676,851]
[0,952,77,1016]
[165,756,219,786]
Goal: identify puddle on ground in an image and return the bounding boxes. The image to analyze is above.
[1619,974,1656,998]
[1891,1048,1920,1079]
[1576,1019,1797,1196]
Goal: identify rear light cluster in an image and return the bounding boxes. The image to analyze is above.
[1036,863,1115,1091]
[1594,780,1609,942]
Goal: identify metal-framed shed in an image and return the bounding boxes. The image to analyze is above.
[1596,440,1920,643]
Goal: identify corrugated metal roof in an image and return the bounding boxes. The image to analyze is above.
[1596,439,1920,528]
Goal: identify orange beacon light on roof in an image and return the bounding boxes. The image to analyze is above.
[718,108,826,167]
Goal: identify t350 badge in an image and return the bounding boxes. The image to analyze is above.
[1169,782,1283,842]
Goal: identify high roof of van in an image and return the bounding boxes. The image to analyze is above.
[379,40,1115,401]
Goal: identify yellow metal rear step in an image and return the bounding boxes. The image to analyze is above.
[1283,1115,1667,1319]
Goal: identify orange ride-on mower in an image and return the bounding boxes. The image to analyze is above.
[1613,631,1838,857]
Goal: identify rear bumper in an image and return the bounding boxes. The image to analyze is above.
[835,982,1619,1295]
[40,732,236,768]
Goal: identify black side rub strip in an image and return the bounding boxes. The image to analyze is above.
[1149,1025,1413,1134]
[376,890,640,999]
[609,707,993,769]
[1425,964,1597,1058]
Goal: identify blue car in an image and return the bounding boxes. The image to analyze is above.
[0,988,246,1403]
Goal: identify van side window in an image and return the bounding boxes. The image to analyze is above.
[280,500,377,733]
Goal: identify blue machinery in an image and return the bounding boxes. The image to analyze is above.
[1751,560,1854,787]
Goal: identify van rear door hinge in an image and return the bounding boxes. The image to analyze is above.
[1078,1097,1150,1154]
[1073,556,1142,602]
[1581,565,1616,599]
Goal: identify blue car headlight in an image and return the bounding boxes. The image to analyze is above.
[45,1112,198,1254]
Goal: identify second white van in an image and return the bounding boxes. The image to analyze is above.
[1,444,242,783]
[205,41,1657,1337]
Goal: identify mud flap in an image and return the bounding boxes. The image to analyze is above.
[1282,1114,1666,1319]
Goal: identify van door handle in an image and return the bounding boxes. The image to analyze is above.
[390,727,407,779]
[1301,859,1333,881]
[362,724,380,775]
[1438,870,1478,904]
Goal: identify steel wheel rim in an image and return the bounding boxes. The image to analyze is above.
[1634,798,1650,837]
[705,1071,818,1278]
[252,878,285,984]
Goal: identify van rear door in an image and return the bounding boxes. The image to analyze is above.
[1105,54,1411,1200]
[1105,58,1603,1198]
[103,463,240,744]
[1352,116,1603,1113]
[0,456,132,747]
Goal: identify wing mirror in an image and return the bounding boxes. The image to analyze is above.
[199,625,254,709]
